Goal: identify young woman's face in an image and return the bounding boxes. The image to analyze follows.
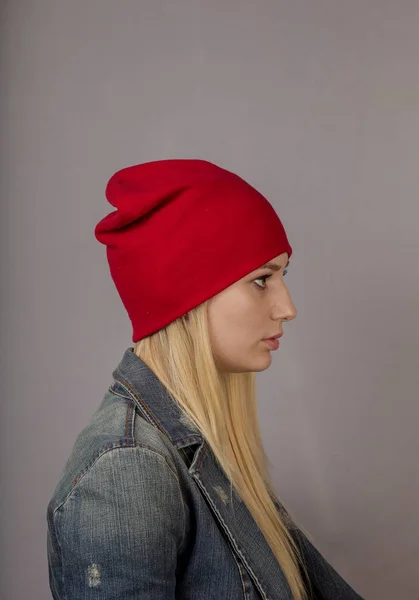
[207,252,296,373]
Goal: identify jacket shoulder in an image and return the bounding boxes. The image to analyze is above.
[47,442,186,599]
[48,385,180,512]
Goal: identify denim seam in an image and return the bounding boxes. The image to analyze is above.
[107,384,131,401]
[193,445,268,600]
[53,443,182,514]
[52,445,187,589]
[113,371,174,438]
[197,487,268,600]
[48,513,68,600]
[231,554,251,600]
[125,399,135,443]
[109,379,204,447]
[112,371,203,445]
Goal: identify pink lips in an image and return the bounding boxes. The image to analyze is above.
[263,332,283,351]
[264,338,280,350]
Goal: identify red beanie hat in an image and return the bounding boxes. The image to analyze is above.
[94,159,293,342]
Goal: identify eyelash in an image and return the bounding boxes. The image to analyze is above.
[254,269,288,289]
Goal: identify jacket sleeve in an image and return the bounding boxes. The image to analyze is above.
[47,445,186,599]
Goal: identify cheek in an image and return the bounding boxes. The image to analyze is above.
[208,292,260,343]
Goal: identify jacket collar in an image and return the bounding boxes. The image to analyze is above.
[112,347,294,600]
[112,347,203,447]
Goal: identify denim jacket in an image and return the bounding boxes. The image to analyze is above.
[47,347,364,599]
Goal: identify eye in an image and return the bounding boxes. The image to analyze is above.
[254,274,271,289]
[253,269,288,290]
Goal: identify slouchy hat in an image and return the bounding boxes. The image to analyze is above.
[94,159,293,342]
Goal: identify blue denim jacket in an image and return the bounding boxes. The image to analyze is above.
[47,347,364,599]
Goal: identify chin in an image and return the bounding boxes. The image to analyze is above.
[215,347,273,373]
[231,353,273,373]
[252,355,273,372]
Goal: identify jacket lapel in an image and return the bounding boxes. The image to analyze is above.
[113,348,294,600]
[189,441,295,599]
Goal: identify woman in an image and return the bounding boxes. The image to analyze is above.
[46,159,364,599]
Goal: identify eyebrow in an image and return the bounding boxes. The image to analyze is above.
[258,260,290,272]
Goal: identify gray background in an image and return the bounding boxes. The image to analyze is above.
[1,1,418,599]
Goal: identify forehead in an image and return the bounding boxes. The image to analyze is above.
[256,252,290,271]
[235,253,289,282]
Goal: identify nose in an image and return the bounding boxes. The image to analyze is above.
[273,288,297,323]
[280,305,297,323]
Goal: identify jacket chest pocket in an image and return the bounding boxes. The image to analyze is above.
[231,551,265,600]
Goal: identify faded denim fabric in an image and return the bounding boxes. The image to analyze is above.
[47,347,364,599]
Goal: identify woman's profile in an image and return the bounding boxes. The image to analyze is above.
[46,159,364,599]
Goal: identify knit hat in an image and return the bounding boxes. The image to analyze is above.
[94,159,293,342]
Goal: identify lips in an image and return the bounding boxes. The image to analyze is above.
[264,332,283,340]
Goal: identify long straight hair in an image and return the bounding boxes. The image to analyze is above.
[134,300,312,600]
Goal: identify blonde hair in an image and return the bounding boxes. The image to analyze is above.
[134,301,312,600]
